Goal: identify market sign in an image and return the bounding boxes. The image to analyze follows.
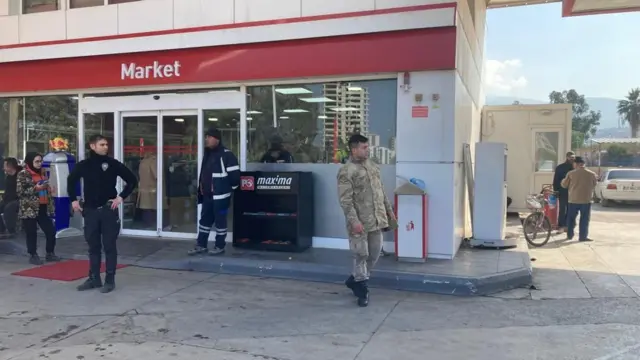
[121,61,182,80]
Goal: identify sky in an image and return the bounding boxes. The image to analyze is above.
[484,2,640,101]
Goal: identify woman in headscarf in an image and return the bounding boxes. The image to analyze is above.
[16,152,58,265]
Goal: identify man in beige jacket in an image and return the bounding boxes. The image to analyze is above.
[561,156,597,242]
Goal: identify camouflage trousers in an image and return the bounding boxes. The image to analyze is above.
[349,230,383,282]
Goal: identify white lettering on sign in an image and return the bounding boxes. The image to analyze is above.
[120,61,182,80]
[256,176,293,190]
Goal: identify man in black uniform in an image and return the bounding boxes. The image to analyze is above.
[553,151,576,232]
[67,135,138,293]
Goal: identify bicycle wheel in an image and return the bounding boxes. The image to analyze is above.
[523,212,551,247]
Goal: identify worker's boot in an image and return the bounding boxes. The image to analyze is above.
[354,281,369,307]
[77,273,102,291]
[344,275,357,297]
[101,273,116,293]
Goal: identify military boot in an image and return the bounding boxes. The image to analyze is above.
[354,281,369,307]
[100,273,116,294]
[77,274,102,291]
[344,275,357,297]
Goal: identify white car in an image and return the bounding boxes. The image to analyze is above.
[595,168,640,206]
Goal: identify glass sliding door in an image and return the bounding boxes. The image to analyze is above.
[79,91,248,241]
[159,110,199,238]
[120,111,159,236]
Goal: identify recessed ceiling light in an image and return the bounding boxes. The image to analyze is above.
[283,109,309,113]
[175,118,184,122]
[330,107,359,112]
[208,118,218,121]
[275,88,313,95]
[279,116,290,119]
[347,87,363,91]
[299,97,335,103]
[244,110,262,114]
[247,117,253,121]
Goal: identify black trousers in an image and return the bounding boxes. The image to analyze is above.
[557,193,569,228]
[83,206,120,280]
[0,200,18,233]
[23,204,56,255]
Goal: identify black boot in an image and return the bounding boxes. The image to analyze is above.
[28,254,43,265]
[101,273,115,293]
[45,253,61,262]
[345,275,357,297]
[354,281,369,307]
[77,274,102,291]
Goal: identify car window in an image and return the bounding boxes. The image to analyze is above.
[607,170,640,180]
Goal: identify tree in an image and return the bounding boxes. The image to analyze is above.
[606,144,628,160]
[617,88,640,138]
[549,89,601,149]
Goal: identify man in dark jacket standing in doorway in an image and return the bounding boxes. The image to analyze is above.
[188,128,240,256]
[553,151,575,232]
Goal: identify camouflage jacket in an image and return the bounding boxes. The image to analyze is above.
[337,158,394,234]
[16,170,55,219]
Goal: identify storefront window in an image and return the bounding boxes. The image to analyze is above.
[245,78,397,240]
[23,0,58,14]
[70,0,103,9]
[246,79,397,164]
[0,95,78,163]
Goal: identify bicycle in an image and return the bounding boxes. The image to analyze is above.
[522,189,554,247]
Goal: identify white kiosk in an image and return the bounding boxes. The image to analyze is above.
[470,142,517,248]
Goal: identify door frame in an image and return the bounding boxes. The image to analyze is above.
[78,91,247,239]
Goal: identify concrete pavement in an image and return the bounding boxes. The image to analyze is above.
[0,203,639,360]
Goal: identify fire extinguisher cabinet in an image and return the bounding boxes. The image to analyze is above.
[394,182,428,262]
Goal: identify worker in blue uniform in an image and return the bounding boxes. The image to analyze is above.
[188,128,240,256]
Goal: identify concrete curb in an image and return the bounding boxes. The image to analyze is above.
[134,254,532,296]
[1,238,532,296]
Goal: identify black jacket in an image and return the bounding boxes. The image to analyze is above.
[260,146,294,163]
[2,166,21,203]
[553,161,573,194]
[198,144,240,209]
[67,152,138,208]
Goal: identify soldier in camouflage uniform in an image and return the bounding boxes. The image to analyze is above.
[337,134,397,307]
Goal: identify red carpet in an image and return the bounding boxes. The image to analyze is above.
[12,260,128,281]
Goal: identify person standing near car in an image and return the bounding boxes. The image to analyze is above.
[67,135,138,293]
[338,134,397,307]
[188,128,240,256]
[16,152,59,264]
[561,156,597,242]
[0,157,21,237]
[553,151,575,232]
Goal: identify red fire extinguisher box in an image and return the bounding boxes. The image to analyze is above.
[394,182,428,262]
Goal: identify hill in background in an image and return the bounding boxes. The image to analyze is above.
[485,96,627,137]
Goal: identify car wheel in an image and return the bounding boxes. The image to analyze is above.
[593,191,600,203]
[601,197,611,207]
